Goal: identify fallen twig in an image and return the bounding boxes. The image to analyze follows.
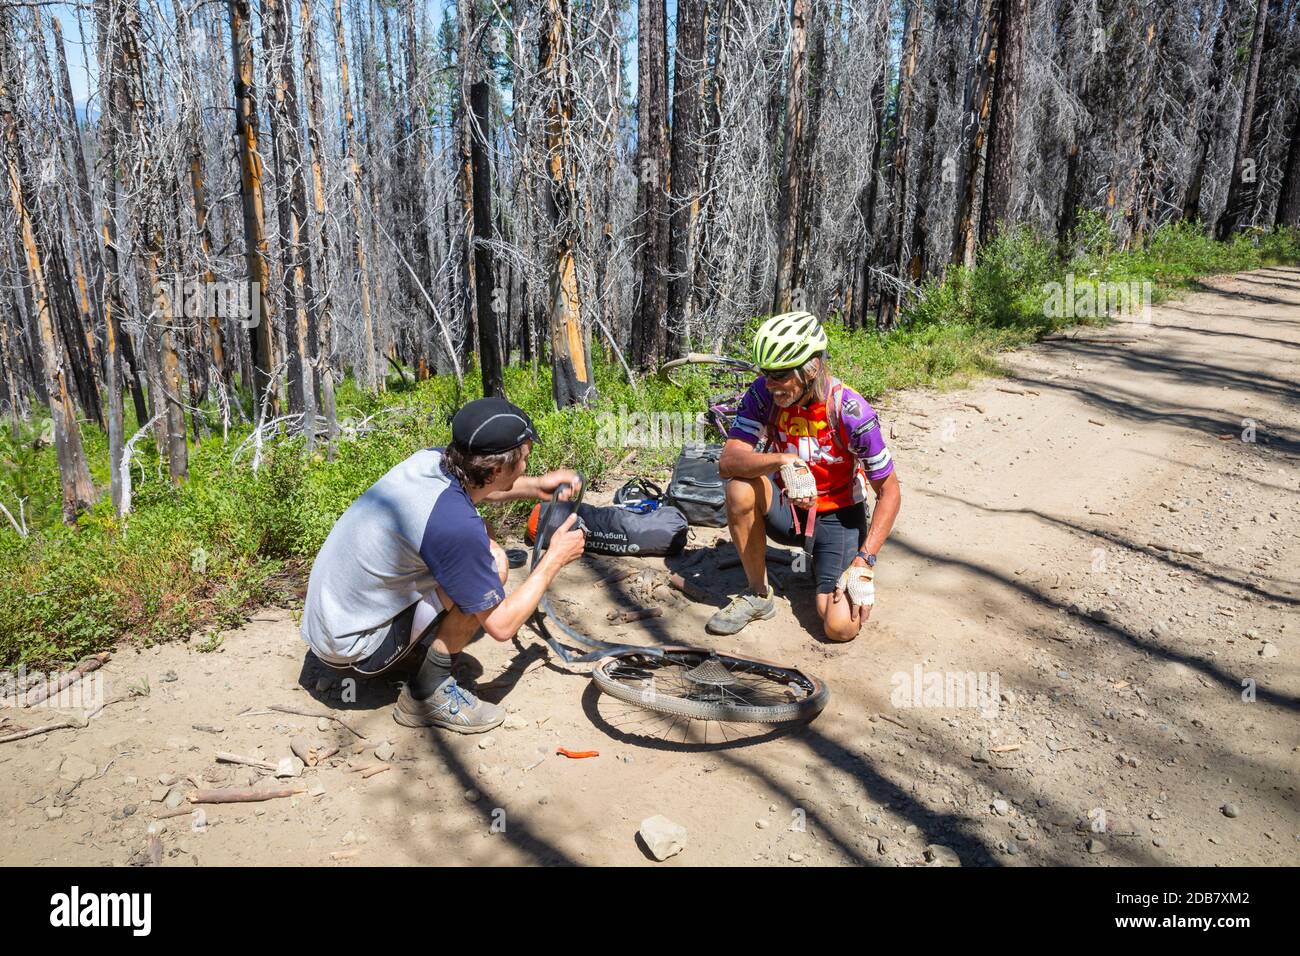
[0,497,28,537]
[290,739,316,767]
[1147,541,1205,558]
[188,786,306,804]
[607,606,663,624]
[360,764,390,779]
[86,695,127,720]
[216,752,279,772]
[875,713,909,730]
[22,652,111,707]
[1043,334,1137,344]
[0,715,88,744]
[153,806,196,820]
[989,744,1021,754]
[268,704,367,740]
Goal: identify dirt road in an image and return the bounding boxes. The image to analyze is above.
[3,267,1297,867]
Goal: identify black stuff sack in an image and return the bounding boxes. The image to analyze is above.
[527,496,688,558]
[666,442,728,527]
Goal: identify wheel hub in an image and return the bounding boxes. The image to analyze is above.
[684,655,735,688]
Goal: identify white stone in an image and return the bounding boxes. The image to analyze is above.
[639,815,688,861]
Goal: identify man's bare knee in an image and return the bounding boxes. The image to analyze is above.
[820,602,861,643]
[823,619,860,643]
[726,477,760,515]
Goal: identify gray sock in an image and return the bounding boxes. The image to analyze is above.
[411,646,454,700]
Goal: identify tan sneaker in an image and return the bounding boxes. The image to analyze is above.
[705,587,777,635]
[394,676,505,733]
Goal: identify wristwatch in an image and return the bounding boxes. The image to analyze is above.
[856,550,877,567]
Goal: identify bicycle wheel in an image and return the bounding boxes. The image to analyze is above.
[591,645,828,724]
[657,353,757,388]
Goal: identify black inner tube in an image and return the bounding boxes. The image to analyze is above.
[527,475,667,664]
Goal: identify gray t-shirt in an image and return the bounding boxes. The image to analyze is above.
[300,447,506,664]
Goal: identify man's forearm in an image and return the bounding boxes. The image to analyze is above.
[478,554,562,640]
[862,484,900,556]
[720,445,787,479]
[483,475,541,503]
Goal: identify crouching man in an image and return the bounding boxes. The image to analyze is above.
[300,397,586,733]
[707,312,902,643]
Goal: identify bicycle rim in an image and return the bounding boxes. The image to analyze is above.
[658,354,756,389]
[591,646,828,724]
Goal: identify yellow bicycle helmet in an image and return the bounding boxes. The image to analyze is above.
[752,311,828,370]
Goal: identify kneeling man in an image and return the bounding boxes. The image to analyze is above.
[300,397,585,733]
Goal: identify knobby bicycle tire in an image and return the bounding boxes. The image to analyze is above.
[591,646,828,724]
[657,353,757,387]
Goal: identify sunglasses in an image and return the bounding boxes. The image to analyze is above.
[761,367,799,383]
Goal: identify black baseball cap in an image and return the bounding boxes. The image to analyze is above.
[450,397,540,454]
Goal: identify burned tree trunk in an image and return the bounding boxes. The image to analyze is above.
[470,77,503,398]
[1182,0,1237,223]
[667,0,707,352]
[979,0,1029,246]
[541,0,595,407]
[120,0,188,482]
[1216,0,1269,239]
[951,0,998,266]
[458,0,504,398]
[1277,100,1300,228]
[229,0,277,421]
[263,0,317,449]
[773,0,814,317]
[848,0,891,330]
[300,0,338,451]
[632,0,669,369]
[1,13,94,521]
[93,0,126,514]
[879,0,923,328]
[332,0,377,393]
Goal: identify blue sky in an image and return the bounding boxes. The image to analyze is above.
[49,0,675,110]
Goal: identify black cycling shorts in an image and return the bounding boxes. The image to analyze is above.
[321,603,445,677]
[762,475,868,594]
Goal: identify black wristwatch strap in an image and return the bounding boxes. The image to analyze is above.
[856,550,876,567]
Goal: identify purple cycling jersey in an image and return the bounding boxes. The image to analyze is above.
[728,377,894,507]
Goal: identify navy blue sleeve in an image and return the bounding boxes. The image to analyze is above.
[419,495,505,614]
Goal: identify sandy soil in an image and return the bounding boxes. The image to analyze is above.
[2,266,1297,867]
